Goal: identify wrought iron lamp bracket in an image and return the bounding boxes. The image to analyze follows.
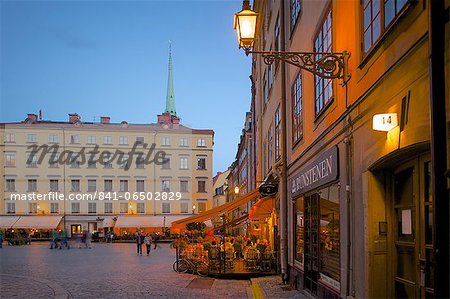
[246,49,351,85]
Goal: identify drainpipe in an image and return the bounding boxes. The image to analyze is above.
[344,130,354,297]
[279,0,288,283]
[428,0,449,297]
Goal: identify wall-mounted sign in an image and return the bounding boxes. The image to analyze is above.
[291,146,339,197]
[259,183,278,197]
[372,113,398,131]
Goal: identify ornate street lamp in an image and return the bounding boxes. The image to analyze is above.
[234,0,351,85]
[192,204,196,214]
[234,186,240,195]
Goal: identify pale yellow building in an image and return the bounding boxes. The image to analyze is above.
[0,50,214,237]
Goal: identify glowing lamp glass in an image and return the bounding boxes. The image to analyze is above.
[372,113,398,132]
[234,9,258,49]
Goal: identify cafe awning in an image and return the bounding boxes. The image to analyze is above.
[172,189,262,231]
[0,216,20,229]
[115,215,191,228]
[12,215,63,229]
[249,197,274,221]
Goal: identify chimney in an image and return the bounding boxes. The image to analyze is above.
[100,116,110,124]
[26,114,38,124]
[69,113,81,124]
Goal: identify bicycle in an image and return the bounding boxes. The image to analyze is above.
[173,255,209,277]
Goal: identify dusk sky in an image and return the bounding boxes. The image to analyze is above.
[0,0,252,174]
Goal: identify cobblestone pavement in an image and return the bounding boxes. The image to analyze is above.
[0,242,251,299]
[251,276,308,299]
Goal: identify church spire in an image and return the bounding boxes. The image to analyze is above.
[165,43,177,116]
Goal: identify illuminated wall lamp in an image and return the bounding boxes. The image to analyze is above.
[372,113,398,132]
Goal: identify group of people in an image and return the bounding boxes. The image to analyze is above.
[135,231,158,255]
[49,230,70,249]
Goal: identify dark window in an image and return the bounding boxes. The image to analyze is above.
[275,107,281,160]
[198,181,206,192]
[314,9,333,116]
[290,0,301,31]
[363,0,409,52]
[197,157,206,170]
[292,73,303,143]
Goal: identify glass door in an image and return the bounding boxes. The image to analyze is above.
[392,156,434,298]
[304,193,319,295]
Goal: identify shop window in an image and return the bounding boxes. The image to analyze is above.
[295,197,305,265]
[318,185,340,282]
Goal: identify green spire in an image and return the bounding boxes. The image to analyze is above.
[165,43,177,116]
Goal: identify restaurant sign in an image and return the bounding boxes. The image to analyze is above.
[291,146,339,197]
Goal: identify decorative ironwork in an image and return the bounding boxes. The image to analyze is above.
[247,50,351,85]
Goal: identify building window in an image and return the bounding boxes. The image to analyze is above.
[162,158,171,169]
[268,63,273,90]
[290,0,301,31]
[5,179,16,192]
[275,15,281,54]
[198,202,206,213]
[198,181,206,192]
[197,138,206,147]
[314,9,333,116]
[29,202,38,214]
[88,202,96,214]
[28,179,37,192]
[5,153,15,167]
[71,179,80,192]
[162,202,170,213]
[87,136,96,144]
[50,179,59,192]
[161,137,170,146]
[104,136,112,145]
[263,71,268,105]
[70,155,81,168]
[49,153,59,168]
[4,132,15,143]
[275,105,281,159]
[71,202,80,214]
[180,180,188,192]
[197,157,206,170]
[103,152,113,168]
[180,203,189,213]
[136,202,145,213]
[180,157,189,169]
[27,133,37,143]
[119,180,128,192]
[136,157,145,169]
[49,134,59,143]
[180,137,188,147]
[162,180,170,192]
[136,136,145,145]
[363,0,409,52]
[71,135,80,144]
[215,186,224,196]
[119,136,128,145]
[136,180,145,192]
[118,154,129,169]
[292,72,303,144]
[87,180,96,192]
[7,202,15,214]
[50,202,59,214]
[27,154,38,168]
[120,203,128,213]
[104,180,113,191]
[88,155,96,168]
[104,202,113,214]
[295,197,304,265]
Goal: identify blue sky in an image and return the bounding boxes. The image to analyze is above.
[0,0,252,174]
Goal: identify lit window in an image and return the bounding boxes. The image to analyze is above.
[198,202,206,213]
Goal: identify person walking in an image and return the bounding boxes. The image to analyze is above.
[144,234,152,256]
[135,231,143,255]
[0,231,3,249]
[59,230,70,249]
[152,233,157,250]
[50,230,57,249]
[85,231,92,249]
